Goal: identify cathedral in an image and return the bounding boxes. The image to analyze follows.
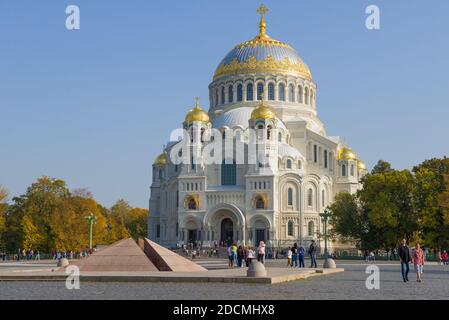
[148,6,367,252]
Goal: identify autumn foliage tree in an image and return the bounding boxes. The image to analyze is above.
[3,177,148,253]
[330,158,449,251]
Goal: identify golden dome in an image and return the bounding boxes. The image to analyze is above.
[338,147,357,161]
[213,5,312,81]
[153,153,167,166]
[251,101,275,120]
[185,98,210,124]
[358,160,367,171]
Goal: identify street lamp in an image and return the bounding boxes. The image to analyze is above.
[319,209,331,259]
[85,212,97,250]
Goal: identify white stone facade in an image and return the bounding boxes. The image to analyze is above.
[148,12,367,251]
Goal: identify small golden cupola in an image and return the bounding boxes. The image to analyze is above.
[358,160,367,171]
[338,146,357,161]
[185,97,210,125]
[153,153,167,166]
[251,101,276,121]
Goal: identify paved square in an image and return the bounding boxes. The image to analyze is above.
[0,259,448,300]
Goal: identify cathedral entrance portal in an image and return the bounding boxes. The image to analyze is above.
[221,218,234,246]
[188,230,197,243]
[255,229,266,245]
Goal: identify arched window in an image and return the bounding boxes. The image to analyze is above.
[255,196,265,209]
[237,84,243,101]
[305,87,309,105]
[268,83,275,100]
[313,145,318,163]
[278,83,285,101]
[278,132,282,142]
[342,164,347,177]
[228,85,234,103]
[298,86,303,103]
[257,83,264,101]
[188,198,197,210]
[286,159,292,169]
[298,160,302,170]
[221,87,225,104]
[310,89,314,106]
[324,150,328,168]
[308,221,314,236]
[351,164,355,176]
[287,188,293,206]
[322,190,325,207]
[221,160,236,186]
[159,168,164,180]
[288,84,294,102]
[307,188,313,207]
[288,221,294,236]
[267,125,272,140]
[246,83,253,101]
[215,89,219,107]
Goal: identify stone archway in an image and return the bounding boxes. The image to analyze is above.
[220,218,234,246]
[203,204,246,246]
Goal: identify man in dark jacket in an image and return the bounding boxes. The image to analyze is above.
[398,239,411,282]
[308,240,317,268]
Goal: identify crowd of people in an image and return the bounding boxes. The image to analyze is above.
[0,248,96,262]
[226,241,266,268]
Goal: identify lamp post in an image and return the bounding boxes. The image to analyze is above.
[319,209,331,259]
[85,212,97,250]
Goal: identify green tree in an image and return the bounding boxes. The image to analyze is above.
[413,158,449,250]
[0,186,8,248]
[328,193,366,248]
[371,160,393,175]
[360,170,417,245]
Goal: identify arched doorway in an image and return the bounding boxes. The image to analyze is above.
[221,218,234,246]
[254,220,266,245]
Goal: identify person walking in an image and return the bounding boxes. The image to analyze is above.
[257,241,266,264]
[398,239,411,283]
[287,247,293,268]
[237,245,244,268]
[441,251,448,265]
[412,242,425,283]
[292,243,298,268]
[308,240,318,268]
[227,245,233,268]
[298,245,305,268]
[247,247,255,266]
[231,243,238,267]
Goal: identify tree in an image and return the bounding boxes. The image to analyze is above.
[413,158,449,250]
[0,186,8,248]
[126,208,149,239]
[371,160,393,175]
[328,192,366,248]
[360,170,417,246]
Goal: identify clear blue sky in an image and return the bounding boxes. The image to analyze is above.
[1,0,448,208]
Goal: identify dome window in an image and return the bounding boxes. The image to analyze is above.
[247,83,254,101]
[257,83,264,101]
[221,87,225,105]
[278,83,285,101]
[228,85,234,103]
[288,84,294,102]
[237,84,243,101]
[298,86,303,103]
[268,83,275,100]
